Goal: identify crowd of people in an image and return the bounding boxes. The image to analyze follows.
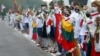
[7,1,100,56]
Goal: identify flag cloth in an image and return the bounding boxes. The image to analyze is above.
[54,13,62,43]
[61,17,75,51]
[1,4,5,10]
[91,38,96,56]
[32,21,37,41]
[46,16,52,34]
[96,52,100,56]
[32,28,37,41]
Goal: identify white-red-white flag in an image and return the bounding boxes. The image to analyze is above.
[1,4,5,9]
[1,4,5,12]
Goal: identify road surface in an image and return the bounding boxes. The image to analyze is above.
[0,19,51,56]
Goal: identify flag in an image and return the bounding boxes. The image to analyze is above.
[54,13,62,43]
[61,17,75,51]
[1,4,5,9]
[1,4,5,12]
[32,21,37,41]
[91,38,96,56]
[46,16,52,34]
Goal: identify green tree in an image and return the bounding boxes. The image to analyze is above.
[0,0,44,12]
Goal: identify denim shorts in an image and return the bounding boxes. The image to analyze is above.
[37,28,43,37]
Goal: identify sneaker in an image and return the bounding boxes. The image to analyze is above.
[55,52,61,56]
[36,43,40,47]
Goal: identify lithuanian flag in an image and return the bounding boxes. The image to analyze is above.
[61,17,75,51]
[32,21,37,41]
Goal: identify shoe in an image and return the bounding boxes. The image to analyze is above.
[55,52,61,56]
[36,44,40,47]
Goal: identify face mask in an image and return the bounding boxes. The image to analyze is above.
[42,7,46,10]
[70,6,74,10]
[75,9,80,13]
[91,7,97,12]
[83,10,87,13]
[54,7,58,9]
[65,14,70,17]
[51,9,55,14]
[38,10,41,13]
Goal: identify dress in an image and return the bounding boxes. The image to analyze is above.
[42,22,47,38]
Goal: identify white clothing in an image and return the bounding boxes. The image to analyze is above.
[36,17,43,28]
[91,12,100,51]
[9,14,15,26]
[70,11,82,38]
[46,14,56,34]
[80,18,91,35]
[22,16,29,24]
[90,12,100,37]
[29,16,34,39]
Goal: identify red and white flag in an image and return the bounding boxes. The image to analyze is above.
[1,4,5,12]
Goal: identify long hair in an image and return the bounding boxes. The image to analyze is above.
[92,1,100,13]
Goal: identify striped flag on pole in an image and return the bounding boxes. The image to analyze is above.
[1,4,5,12]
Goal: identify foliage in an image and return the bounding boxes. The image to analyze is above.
[0,0,44,12]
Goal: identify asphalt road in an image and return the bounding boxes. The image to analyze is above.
[0,19,51,56]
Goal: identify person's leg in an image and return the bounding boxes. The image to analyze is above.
[23,24,26,33]
[17,22,21,30]
[29,26,33,39]
[86,41,91,56]
[2,15,4,20]
[55,43,62,56]
[37,28,43,47]
[26,23,29,34]
[78,35,85,56]
[62,49,67,56]
[58,43,62,53]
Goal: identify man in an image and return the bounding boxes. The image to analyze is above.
[1,4,6,20]
[70,1,82,56]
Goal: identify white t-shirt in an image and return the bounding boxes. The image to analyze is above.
[70,11,82,38]
[36,17,43,28]
[10,13,15,21]
[90,12,100,37]
[22,16,29,23]
[80,18,91,35]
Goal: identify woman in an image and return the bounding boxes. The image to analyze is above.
[36,14,43,47]
[41,12,48,49]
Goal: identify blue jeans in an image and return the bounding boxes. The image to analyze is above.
[78,35,86,56]
[58,43,62,53]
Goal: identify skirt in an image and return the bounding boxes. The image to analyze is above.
[42,22,47,38]
[49,26,55,41]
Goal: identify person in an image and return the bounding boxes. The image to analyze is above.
[41,11,48,50]
[46,8,57,53]
[61,6,75,56]
[16,11,23,31]
[9,11,15,27]
[95,17,100,43]
[32,15,37,41]
[79,12,92,56]
[1,6,6,20]
[36,14,43,47]
[22,11,30,34]
[69,1,83,56]
[90,1,100,56]
[54,4,63,56]
[28,10,34,39]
